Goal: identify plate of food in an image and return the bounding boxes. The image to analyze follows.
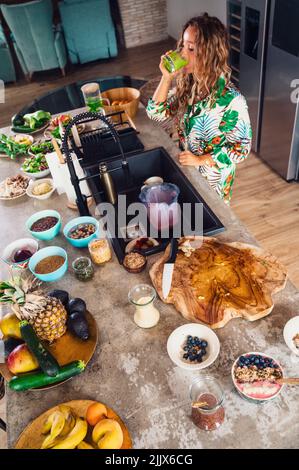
[0,174,31,200]
[21,153,50,178]
[28,140,54,157]
[125,236,159,253]
[44,114,85,140]
[232,352,284,403]
[11,111,52,135]
[0,133,33,159]
[14,399,132,449]
[0,280,98,391]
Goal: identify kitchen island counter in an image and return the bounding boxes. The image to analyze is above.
[1,105,299,449]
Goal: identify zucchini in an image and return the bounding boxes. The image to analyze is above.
[20,321,60,377]
[9,360,85,391]
[11,125,33,134]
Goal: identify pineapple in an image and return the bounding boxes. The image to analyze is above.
[0,275,67,343]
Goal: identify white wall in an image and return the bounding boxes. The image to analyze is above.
[167,0,227,39]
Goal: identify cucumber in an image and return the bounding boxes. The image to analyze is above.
[11,125,33,133]
[9,360,85,391]
[20,321,60,377]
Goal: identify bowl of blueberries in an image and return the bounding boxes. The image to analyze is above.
[167,323,220,370]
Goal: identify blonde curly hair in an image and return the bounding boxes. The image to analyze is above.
[176,14,231,122]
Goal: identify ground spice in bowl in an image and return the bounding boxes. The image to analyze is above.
[31,216,58,232]
[35,255,65,274]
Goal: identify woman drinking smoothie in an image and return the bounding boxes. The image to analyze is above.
[146,13,252,204]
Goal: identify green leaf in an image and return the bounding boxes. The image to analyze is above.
[219,110,239,132]
[217,91,235,108]
[216,152,231,166]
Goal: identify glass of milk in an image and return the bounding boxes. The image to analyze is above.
[128,284,160,328]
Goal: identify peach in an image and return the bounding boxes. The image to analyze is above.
[86,402,107,426]
[92,418,123,449]
[7,344,39,375]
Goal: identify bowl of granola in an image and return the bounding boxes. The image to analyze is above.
[232,352,284,403]
[283,316,299,357]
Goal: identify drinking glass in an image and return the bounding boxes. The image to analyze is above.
[163,49,188,73]
[81,82,109,113]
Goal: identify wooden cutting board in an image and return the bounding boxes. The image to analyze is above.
[150,237,287,329]
[15,400,132,449]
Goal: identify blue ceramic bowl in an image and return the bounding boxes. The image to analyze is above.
[29,246,68,282]
[26,210,61,241]
[63,216,99,248]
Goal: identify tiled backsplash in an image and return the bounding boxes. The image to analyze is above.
[118,0,168,48]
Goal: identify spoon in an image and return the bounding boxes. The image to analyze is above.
[191,401,209,409]
[276,377,299,385]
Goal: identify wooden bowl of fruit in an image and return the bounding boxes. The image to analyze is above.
[101,87,140,122]
[0,278,98,391]
[15,400,132,449]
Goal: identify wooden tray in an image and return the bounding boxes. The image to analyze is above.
[150,237,288,329]
[0,311,98,390]
[15,399,132,449]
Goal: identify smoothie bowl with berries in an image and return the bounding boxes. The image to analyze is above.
[232,352,284,403]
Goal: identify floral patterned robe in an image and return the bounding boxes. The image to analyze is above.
[146,77,252,203]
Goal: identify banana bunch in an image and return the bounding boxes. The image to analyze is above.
[41,406,88,449]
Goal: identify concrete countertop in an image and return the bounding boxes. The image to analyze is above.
[1,106,299,449]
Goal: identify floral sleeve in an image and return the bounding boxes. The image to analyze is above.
[146,88,178,122]
[211,94,252,169]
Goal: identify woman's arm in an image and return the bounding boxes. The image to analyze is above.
[146,51,180,122]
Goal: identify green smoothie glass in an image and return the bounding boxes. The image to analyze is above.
[163,50,188,73]
[81,82,109,113]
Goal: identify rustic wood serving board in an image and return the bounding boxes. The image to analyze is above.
[150,237,287,329]
[15,400,132,449]
[0,311,98,390]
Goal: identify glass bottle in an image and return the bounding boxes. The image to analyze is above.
[128,284,160,328]
[190,376,225,431]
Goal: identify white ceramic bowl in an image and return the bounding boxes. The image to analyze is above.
[1,238,39,269]
[231,352,284,403]
[12,134,34,146]
[21,168,51,179]
[26,178,55,200]
[167,323,220,370]
[283,316,299,357]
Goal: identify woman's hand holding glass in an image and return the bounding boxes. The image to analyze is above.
[159,50,181,81]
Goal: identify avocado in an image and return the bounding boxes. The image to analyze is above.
[67,311,89,341]
[48,290,70,308]
[68,298,86,315]
[4,337,24,359]
[11,113,25,127]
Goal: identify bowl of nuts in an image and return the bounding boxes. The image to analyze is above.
[63,216,99,248]
[123,251,147,273]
